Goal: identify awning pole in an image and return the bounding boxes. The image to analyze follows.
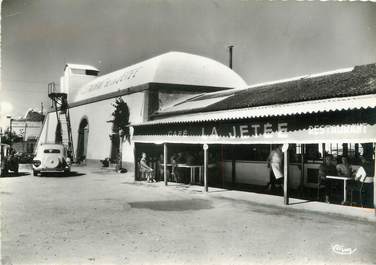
[374,143,376,215]
[164,143,168,186]
[203,144,209,192]
[283,144,289,205]
[133,143,137,181]
[300,144,305,195]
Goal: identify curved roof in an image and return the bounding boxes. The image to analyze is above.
[71,51,247,103]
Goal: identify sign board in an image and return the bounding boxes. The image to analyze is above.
[133,109,376,144]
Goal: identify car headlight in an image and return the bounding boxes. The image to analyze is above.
[33,160,41,167]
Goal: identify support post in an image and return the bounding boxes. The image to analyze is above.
[300,144,305,195]
[9,119,13,148]
[164,143,168,186]
[133,143,137,181]
[373,143,376,215]
[283,144,289,205]
[203,144,209,192]
[231,145,236,188]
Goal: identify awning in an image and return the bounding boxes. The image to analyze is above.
[132,123,376,145]
[133,94,376,126]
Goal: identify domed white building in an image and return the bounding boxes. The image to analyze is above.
[38,52,247,168]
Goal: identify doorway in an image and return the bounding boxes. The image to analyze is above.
[77,118,89,161]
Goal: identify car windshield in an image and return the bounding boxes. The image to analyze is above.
[43,149,61,154]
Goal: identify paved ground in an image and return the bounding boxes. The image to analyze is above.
[1,165,376,265]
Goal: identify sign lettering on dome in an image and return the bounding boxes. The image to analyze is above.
[82,66,143,95]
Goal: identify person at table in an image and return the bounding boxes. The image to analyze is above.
[348,156,374,206]
[336,156,352,178]
[140,152,155,183]
[265,145,284,192]
[318,154,337,203]
[354,156,374,182]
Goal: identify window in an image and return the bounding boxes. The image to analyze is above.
[305,144,323,161]
[43,149,61,154]
[324,143,366,163]
[86,69,98,76]
[71,69,98,76]
[27,143,34,153]
[325,143,343,157]
[288,144,303,163]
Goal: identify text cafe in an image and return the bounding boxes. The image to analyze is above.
[131,107,376,209]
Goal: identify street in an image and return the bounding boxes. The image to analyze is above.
[1,165,375,265]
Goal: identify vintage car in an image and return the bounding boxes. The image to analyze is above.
[1,144,19,176]
[32,143,71,176]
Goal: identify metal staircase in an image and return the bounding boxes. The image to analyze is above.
[48,82,75,161]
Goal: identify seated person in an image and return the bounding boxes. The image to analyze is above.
[318,155,337,202]
[140,152,155,182]
[336,156,352,178]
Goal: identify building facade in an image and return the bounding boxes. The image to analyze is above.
[11,109,44,154]
[38,52,247,169]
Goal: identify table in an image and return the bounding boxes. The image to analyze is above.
[177,164,203,184]
[161,164,203,184]
[326,175,352,203]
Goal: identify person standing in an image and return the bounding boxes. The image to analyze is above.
[266,145,284,192]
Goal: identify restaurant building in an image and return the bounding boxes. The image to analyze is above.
[131,63,376,209]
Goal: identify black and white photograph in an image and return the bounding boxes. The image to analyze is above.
[1,0,376,264]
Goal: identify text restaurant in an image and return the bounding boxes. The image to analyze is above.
[131,63,376,211]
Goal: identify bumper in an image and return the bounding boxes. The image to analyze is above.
[33,166,70,172]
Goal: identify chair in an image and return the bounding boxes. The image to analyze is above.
[350,176,374,207]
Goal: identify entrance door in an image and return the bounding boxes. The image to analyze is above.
[77,118,89,161]
[110,133,120,162]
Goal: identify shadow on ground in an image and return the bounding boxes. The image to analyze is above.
[129,198,213,211]
[35,171,86,178]
[0,172,30,178]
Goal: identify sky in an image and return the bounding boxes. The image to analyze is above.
[1,0,376,130]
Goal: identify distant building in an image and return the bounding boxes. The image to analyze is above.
[12,109,44,153]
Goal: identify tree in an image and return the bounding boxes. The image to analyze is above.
[109,97,130,169]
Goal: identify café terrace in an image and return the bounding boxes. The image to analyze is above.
[131,63,376,211]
